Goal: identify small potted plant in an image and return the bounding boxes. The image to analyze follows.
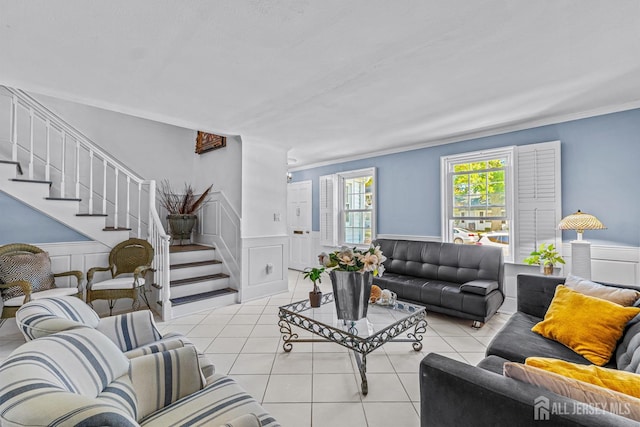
[158,180,212,245]
[303,266,325,308]
[523,243,565,275]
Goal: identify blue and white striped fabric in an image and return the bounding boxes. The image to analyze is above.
[0,328,279,426]
[0,328,138,426]
[95,309,163,351]
[139,374,280,427]
[15,295,100,340]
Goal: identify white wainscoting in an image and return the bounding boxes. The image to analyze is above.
[241,235,289,302]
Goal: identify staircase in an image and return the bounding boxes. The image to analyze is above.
[0,85,241,320]
[168,244,237,318]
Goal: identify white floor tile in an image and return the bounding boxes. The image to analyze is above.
[231,374,270,403]
[200,313,233,325]
[186,337,214,352]
[206,337,247,353]
[227,314,260,325]
[205,353,238,375]
[261,403,311,427]
[313,352,354,373]
[242,337,281,354]
[263,374,312,403]
[250,324,283,338]
[312,402,367,427]
[430,322,471,337]
[387,351,427,373]
[312,373,361,402]
[359,373,410,402]
[230,353,276,375]
[187,324,224,338]
[217,324,255,338]
[397,372,420,401]
[166,314,207,324]
[442,336,486,353]
[358,353,394,373]
[363,402,420,427]
[236,305,266,315]
[459,352,487,366]
[158,324,196,335]
[210,304,242,315]
[272,352,313,374]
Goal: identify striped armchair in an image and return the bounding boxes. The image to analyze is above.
[15,296,214,376]
[0,328,279,426]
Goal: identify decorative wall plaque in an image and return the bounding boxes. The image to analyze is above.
[195,131,226,154]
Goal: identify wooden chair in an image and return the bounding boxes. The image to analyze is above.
[0,243,83,319]
[86,238,154,315]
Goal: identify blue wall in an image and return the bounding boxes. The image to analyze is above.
[0,192,90,244]
[292,108,640,247]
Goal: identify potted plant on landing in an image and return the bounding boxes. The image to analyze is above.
[303,266,325,308]
[523,243,565,275]
[315,245,387,321]
[158,180,213,245]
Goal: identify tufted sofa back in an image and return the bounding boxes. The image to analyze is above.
[375,239,504,291]
[0,328,139,426]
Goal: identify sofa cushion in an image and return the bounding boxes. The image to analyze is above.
[16,296,100,340]
[0,251,55,300]
[565,274,640,306]
[459,280,499,296]
[616,314,640,373]
[531,286,640,365]
[139,374,279,427]
[486,312,593,365]
[504,362,640,422]
[373,272,428,302]
[525,357,640,399]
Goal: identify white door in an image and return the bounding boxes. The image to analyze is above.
[287,180,312,271]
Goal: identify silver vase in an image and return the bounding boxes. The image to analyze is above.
[329,270,373,321]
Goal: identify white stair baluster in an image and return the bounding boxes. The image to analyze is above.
[75,140,80,199]
[137,182,142,237]
[126,176,131,229]
[45,120,51,181]
[28,108,34,180]
[102,158,107,215]
[11,95,17,162]
[114,168,119,228]
[60,130,66,198]
[88,150,94,214]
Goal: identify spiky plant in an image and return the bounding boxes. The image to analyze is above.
[158,180,213,214]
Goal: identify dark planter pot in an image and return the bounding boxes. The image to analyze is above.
[167,214,197,245]
[309,291,322,308]
[329,270,373,321]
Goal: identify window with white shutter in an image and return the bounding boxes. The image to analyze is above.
[319,174,337,246]
[514,141,562,262]
[441,141,561,263]
[319,168,376,248]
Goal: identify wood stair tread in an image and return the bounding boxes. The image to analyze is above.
[76,213,108,217]
[170,273,229,286]
[11,178,52,186]
[171,260,222,270]
[169,244,215,253]
[46,197,82,202]
[103,227,132,231]
[0,160,23,175]
[170,288,237,306]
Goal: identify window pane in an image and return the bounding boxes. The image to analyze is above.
[344,211,372,245]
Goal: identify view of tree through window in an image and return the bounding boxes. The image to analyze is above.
[451,157,509,253]
[343,175,373,245]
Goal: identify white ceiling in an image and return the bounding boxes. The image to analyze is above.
[1,1,640,168]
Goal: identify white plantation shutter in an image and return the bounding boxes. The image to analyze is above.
[515,141,562,262]
[319,174,338,246]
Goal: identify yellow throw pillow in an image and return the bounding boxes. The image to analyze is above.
[531,285,640,365]
[505,361,640,422]
[525,357,640,399]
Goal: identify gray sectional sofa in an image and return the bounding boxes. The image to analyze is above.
[373,239,504,325]
[419,273,640,426]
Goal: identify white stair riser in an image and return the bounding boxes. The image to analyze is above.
[170,277,230,299]
[0,179,50,199]
[170,249,216,264]
[170,263,223,281]
[170,292,238,318]
[0,164,23,182]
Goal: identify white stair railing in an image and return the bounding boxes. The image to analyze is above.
[1,86,170,305]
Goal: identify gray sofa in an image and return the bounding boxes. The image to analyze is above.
[373,239,504,325]
[419,273,640,426]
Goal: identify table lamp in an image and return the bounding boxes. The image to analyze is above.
[558,210,606,279]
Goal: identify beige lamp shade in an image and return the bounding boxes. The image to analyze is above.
[558,210,606,240]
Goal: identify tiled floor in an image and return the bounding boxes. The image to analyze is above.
[0,270,508,426]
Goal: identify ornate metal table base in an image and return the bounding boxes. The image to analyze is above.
[278,293,427,395]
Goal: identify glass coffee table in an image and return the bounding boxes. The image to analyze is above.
[278,293,427,394]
